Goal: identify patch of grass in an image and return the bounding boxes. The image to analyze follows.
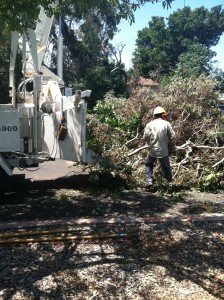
[55,191,71,202]
[184,201,216,214]
[168,191,185,202]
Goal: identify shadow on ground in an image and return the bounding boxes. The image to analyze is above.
[0,173,165,222]
[0,172,223,222]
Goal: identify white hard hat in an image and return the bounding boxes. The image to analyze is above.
[153,106,166,115]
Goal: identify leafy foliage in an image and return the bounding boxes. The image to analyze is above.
[0,29,10,103]
[174,43,215,78]
[71,62,127,107]
[133,5,224,78]
[48,8,128,105]
[0,0,174,32]
[87,76,224,192]
[0,27,22,103]
[0,0,174,106]
[87,92,142,153]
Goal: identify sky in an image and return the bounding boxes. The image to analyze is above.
[112,0,224,70]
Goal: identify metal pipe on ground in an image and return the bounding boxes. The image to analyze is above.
[0,228,82,238]
[0,233,131,245]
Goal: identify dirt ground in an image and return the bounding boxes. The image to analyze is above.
[0,160,223,300]
[0,159,223,222]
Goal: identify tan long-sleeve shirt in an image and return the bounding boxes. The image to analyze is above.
[143,118,175,158]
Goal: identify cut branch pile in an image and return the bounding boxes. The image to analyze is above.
[87,76,224,191]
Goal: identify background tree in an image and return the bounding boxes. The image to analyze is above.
[133,16,173,77]
[48,7,128,106]
[0,27,22,103]
[174,43,215,78]
[0,0,174,32]
[214,69,224,93]
[0,27,10,103]
[0,0,173,106]
[133,5,224,79]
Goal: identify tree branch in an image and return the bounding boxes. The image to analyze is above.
[176,140,224,150]
[212,158,224,168]
[128,145,148,157]
[125,126,140,146]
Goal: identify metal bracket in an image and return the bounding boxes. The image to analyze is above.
[0,154,13,176]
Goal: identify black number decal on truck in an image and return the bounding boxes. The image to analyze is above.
[0,126,18,131]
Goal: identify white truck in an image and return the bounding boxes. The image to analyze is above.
[0,7,94,182]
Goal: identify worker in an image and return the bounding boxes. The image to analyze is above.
[143,106,175,187]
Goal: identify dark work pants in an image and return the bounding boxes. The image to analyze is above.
[145,155,172,183]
